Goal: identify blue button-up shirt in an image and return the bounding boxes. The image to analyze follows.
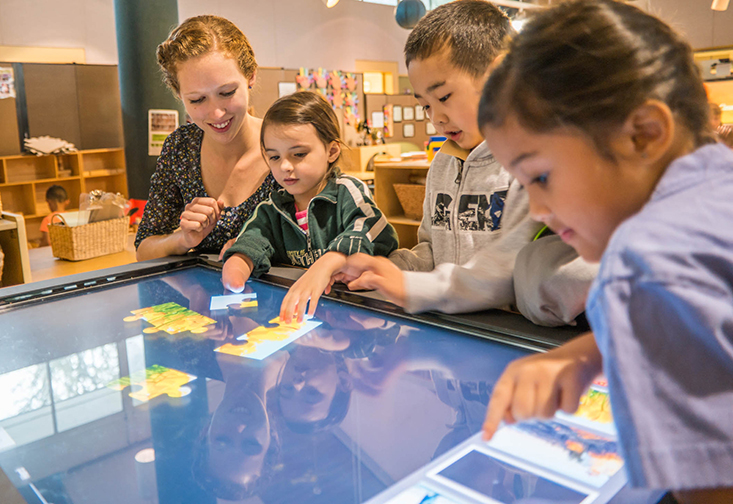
[586,143,733,490]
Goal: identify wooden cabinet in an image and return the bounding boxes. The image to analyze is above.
[373,160,429,249]
[0,212,31,287]
[0,148,128,243]
[341,144,402,173]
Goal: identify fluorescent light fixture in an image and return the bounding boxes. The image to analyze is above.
[323,0,340,7]
[712,0,730,11]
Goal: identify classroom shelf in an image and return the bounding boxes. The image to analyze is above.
[374,159,430,249]
[0,148,128,243]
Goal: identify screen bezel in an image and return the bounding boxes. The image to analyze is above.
[0,255,586,352]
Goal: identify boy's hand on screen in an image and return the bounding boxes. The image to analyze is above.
[221,253,253,293]
[341,254,406,308]
[281,252,347,323]
[482,332,602,441]
[179,197,224,249]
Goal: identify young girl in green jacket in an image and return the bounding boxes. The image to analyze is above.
[222,91,398,323]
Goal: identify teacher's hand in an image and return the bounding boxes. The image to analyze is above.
[179,197,224,250]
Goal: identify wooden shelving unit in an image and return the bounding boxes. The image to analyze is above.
[0,148,128,243]
[373,160,430,249]
[0,212,31,287]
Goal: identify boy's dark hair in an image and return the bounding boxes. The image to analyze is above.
[404,0,514,79]
[45,185,68,203]
[261,91,343,179]
[478,0,715,159]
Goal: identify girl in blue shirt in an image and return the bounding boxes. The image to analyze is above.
[478,1,733,503]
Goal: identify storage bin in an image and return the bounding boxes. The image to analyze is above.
[49,215,128,261]
[393,183,426,221]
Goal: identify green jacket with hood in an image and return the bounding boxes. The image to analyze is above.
[224,174,399,276]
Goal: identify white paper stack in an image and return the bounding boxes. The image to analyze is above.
[24,136,77,156]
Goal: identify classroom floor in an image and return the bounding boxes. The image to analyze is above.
[28,234,137,282]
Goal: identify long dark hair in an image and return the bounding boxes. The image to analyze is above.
[478,0,715,159]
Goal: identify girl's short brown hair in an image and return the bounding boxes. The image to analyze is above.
[261,91,344,178]
[157,15,257,95]
[478,0,715,158]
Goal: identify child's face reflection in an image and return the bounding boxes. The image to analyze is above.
[279,346,340,423]
[207,387,270,484]
[297,312,388,351]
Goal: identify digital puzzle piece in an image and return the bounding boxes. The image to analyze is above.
[107,364,196,403]
[215,316,321,360]
[124,302,216,334]
[210,293,257,311]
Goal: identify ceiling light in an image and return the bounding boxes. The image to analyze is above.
[712,0,730,11]
[323,0,340,7]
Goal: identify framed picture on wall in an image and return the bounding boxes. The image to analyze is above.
[415,105,425,121]
[149,109,179,156]
[393,105,403,123]
[426,122,437,135]
[372,111,385,128]
[278,82,297,98]
[403,123,415,138]
[403,106,414,121]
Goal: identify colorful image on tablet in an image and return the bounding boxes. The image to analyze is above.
[556,383,616,436]
[489,420,623,489]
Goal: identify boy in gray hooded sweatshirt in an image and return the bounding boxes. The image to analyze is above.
[338,0,597,326]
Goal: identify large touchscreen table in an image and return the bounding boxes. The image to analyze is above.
[0,262,663,504]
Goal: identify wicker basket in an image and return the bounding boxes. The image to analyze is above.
[393,183,426,221]
[49,215,128,261]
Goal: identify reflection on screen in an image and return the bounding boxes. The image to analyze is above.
[438,450,586,504]
[0,266,534,504]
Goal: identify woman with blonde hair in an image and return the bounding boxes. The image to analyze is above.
[136,15,277,261]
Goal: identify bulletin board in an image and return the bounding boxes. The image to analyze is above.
[364,93,430,149]
[250,67,366,147]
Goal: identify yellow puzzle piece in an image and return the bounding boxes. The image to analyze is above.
[124,302,215,334]
[107,365,196,402]
[215,317,307,357]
